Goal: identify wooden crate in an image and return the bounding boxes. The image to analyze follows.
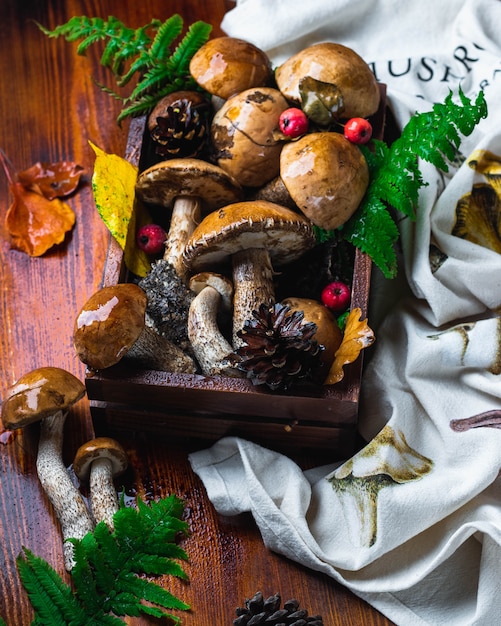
[86,90,382,455]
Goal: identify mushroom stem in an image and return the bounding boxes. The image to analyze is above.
[231,248,275,349]
[125,324,196,373]
[163,196,201,281]
[188,282,242,377]
[88,457,120,529]
[36,410,94,571]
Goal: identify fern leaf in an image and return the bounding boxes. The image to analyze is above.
[148,14,184,62]
[165,20,212,76]
[16,548,87,625]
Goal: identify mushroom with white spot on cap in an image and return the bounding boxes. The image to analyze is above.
[280,132,370,231]
[73,437,128,530]
[189,36,273,101]
[73,283,196,373]
[183,200,316,349]
[1,367,94,571]
[275,42,380,123]
[188,272,242,377]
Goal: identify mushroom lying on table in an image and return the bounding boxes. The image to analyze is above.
[135,158,243,346]
[1,367,94,571]
[183,200,316,349]
[73,283,196,373]
[73,437,128,530]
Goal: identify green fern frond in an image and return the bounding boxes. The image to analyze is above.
[16,495,190,624]
[338,88,488,278]
[38,14,212,124]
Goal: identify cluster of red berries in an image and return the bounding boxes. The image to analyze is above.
[278,108,372,145]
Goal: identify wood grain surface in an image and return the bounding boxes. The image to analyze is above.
[0,1,394,624]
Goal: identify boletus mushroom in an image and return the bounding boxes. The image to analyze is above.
[183,200,316,348]
[73,437,128,530]
[280,132,370,231]
[189,36,273,100]
[73,283,196,373]
[1,367,94,571]
[275,42,380,122]
[211,87,290,188]
[188,272,242,377]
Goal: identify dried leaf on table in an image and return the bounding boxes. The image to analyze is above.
[324,307,375,384]
[5,182,76,256]
[89,141,151,277]
[17,161,86,200]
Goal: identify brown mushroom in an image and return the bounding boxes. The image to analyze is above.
[1,367,94,571]
[281,297,343,376]
[188,272,242,377]
[275,42,380,121]
[280,132,370,231]
[73,283,196,373]
[211,87,290,188]
[135,158,243,281]
[189,36,272,100]
[183,200,316,348]
[73,437,128,530]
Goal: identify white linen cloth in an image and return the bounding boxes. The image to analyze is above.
[189,1,501,624]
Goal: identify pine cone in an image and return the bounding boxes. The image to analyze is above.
[234,302,324,391]
[233,591,324,625]
[148,90,210,158]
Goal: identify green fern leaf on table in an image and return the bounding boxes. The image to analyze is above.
[14,495,190,625]
[37,15,212,124]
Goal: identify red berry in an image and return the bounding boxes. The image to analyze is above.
[343,117,373,144]
[321,281,351,312]
[136,223,166,255]
[279,107,309,138]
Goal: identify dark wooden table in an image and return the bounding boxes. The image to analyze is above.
[0,2,394,624]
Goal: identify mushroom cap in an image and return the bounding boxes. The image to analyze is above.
[189,36,272,100]
[281,297,342,369]
[1,367,86,430]
[183,200,316,273]
[275,42,380,120]
[280,132,369,231]
[211,87,289,188]
[135,158,243,211]
[189,272,234,311]
[73,284,147,370]
[73,437,129,482]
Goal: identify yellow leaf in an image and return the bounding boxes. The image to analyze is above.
[324,307,375,385]
[89,141,151,277]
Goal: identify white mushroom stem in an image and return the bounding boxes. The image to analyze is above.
[88,457,120,530]
[188,277,242,377]
[231,248,275,349]
[163,196,201,281]
[36,410,94,571]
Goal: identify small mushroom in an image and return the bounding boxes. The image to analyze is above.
[1,367,94,571]
[135,158,243,282]
[73,283,196,373]
[73,437,128,530]
[281,296,343,378]
[188,272,242,377]
[280,132,370,231]
[275,42,380,121]
[189,36,272,100]
[211,87,290,188]
[183,200,316,348]
[327,425,433,547]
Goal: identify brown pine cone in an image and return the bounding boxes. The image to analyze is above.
[234,302,325,391]
[233,591,324,625]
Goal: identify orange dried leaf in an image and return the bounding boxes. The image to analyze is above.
[5,182,75,256]
[324,307,375,385]
[17,161,86,200]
